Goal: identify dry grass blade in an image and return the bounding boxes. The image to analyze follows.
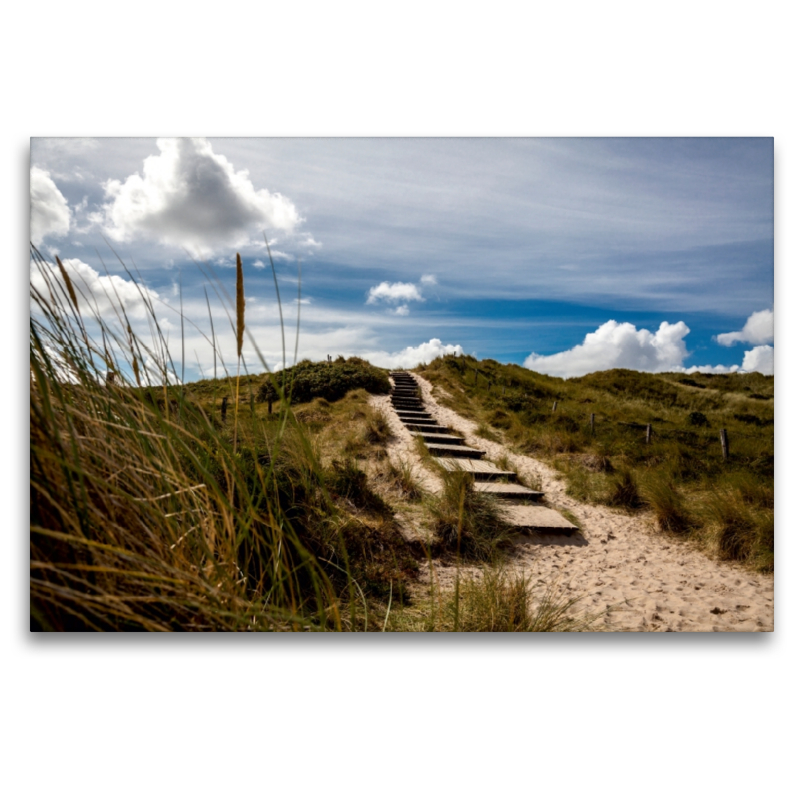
[235,253,245,359]
[56,255,78,310]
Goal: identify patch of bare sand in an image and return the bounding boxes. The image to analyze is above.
[373,374,774,632]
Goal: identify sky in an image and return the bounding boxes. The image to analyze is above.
[29,136,774,381]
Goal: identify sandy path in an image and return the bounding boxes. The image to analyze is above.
[370,375,774,632]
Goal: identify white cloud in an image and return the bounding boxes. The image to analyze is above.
[680,363,739,374]
[420,274,438,286]
[101,138,300,254]
[392,304,410,316]
[742,344,774,374]
[253,259,265,269]
[361,338,464,369]
[717,309,774,346]
[366,281,424,305]
[524,320,691,378]
[30,167,71,246]
[31,257,159,320]
[524,319,776,378]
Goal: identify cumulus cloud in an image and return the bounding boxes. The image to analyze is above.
[30,167,71,246]
[742,344,774,374]
[717,309,774,346]
[420,274,438,286]
[524,320,691,378]
[31,257,159,320]
[524,319,776,378]
[366,281,424,305]
[680,363,739,375]
[101,138,300,253]
[361,338,464,369]
[392,304,410,316]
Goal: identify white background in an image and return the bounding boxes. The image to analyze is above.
[5,2,797,798]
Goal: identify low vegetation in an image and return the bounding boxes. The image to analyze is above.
[418,355,774,572]
[31,249,597,631]
[389,567,603,632]
[256,357,390,405]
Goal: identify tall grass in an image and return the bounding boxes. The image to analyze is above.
[29,247,394,630]
[427,470,515,560]
[389,567,602,632]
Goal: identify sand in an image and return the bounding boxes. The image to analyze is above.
[369,375,774,632]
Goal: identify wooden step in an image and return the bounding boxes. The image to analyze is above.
[499,505,577,534]
[473,482,544,500]
[433,458,517,482]
[426,444,485,458]
[415,433,465,445]
[405,423,450,433]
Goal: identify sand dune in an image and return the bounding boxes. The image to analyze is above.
[369,375,774,632]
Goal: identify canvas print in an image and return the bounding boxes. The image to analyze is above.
[29,137,774,632]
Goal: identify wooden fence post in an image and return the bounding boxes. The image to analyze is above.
[646,423,652,444]
[720,428,729,460]
[590,413,595,435]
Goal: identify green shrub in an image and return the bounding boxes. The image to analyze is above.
[257,357,390,405]
[687,411,709,426]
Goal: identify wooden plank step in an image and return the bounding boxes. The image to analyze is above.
[426,443,485,458]
[499,505,577,533]
[433,458,517,482]
[405,423,450,433]
[415,433,464,445]
[473,482,544,500]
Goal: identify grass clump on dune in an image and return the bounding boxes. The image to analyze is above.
[426,470,515,561]
[388,567,601,632]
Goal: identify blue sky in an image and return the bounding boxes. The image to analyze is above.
[30,136,774,380]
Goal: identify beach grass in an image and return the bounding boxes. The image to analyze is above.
[418,355,774,571]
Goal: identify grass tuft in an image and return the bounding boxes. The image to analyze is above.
[427,470,514,560]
